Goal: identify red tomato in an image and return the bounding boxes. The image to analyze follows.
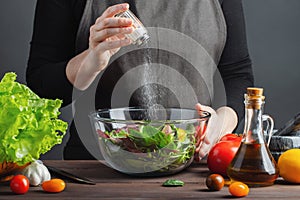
[10,175,29,194]
[207,141,240,177]
[220,133,242,143]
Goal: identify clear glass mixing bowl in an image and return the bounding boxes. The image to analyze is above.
[89,107,210,176]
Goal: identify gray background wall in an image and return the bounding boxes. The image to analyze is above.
[1,0,300,159]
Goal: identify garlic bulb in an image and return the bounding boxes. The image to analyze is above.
[20,160,51,186]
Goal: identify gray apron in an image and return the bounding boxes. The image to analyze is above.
[65,0,227,159]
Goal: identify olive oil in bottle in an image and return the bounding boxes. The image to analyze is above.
[227,88,279,187]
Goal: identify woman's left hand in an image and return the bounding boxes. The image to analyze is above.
[194,103,238,160]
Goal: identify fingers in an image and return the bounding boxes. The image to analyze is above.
[96,38,131,52]
[195,126,208,146]
[194,143,210,162]
[195,135,210,151]
[194,103,218,160]
[198,145,210,159]
[89,4,134,50]
[195,103,201,113]
[195,103,216,115]
[96,3,129,23]
[94,18,133,31]
[90,24,133,47]
[195,136,212,160]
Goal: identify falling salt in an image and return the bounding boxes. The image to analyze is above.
[140,46,166,121]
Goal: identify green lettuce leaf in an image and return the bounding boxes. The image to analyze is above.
[0,72,68,165]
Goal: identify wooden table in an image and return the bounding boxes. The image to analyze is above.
[0,160,299,199]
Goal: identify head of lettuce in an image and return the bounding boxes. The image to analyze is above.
[0,72,68,166]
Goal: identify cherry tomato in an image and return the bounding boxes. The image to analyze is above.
[207,141,240,177]
[205,174,225,191]
[42,178,66,193]
[220,133,242,143]
[229,182,249,197]
[10,175,30,194]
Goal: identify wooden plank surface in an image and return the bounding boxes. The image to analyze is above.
[0,160,300,199]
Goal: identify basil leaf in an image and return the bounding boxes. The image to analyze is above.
[162,179,185,187]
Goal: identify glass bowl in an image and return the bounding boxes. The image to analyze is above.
[89,107,210,176]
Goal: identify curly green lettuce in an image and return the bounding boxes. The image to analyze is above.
[0,72,68,165]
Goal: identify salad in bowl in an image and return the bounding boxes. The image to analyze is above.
[89,107,210,176]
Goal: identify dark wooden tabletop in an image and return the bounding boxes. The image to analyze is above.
[0,160,299,199]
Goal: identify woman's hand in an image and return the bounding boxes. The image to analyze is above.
[66,3,134,90]
[87,3,133,72]
[194,103,238,160]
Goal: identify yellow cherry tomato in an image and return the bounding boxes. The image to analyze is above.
[228,182,249,197]
[42,178,66,193]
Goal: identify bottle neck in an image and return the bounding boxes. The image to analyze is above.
[243,98,265,144]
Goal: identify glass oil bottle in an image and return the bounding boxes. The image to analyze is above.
[227,87,279,187]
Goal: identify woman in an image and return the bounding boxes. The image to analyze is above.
[26,0,253,160]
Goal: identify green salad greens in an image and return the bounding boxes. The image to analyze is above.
[0,72,68,166]
[97,123,196,174]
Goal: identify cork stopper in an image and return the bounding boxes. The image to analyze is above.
[245,87,265,109]
[247,87,263,96]
[247,87,265,100]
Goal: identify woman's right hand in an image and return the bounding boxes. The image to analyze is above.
[87,3,134,73]
[66,3,134,90]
